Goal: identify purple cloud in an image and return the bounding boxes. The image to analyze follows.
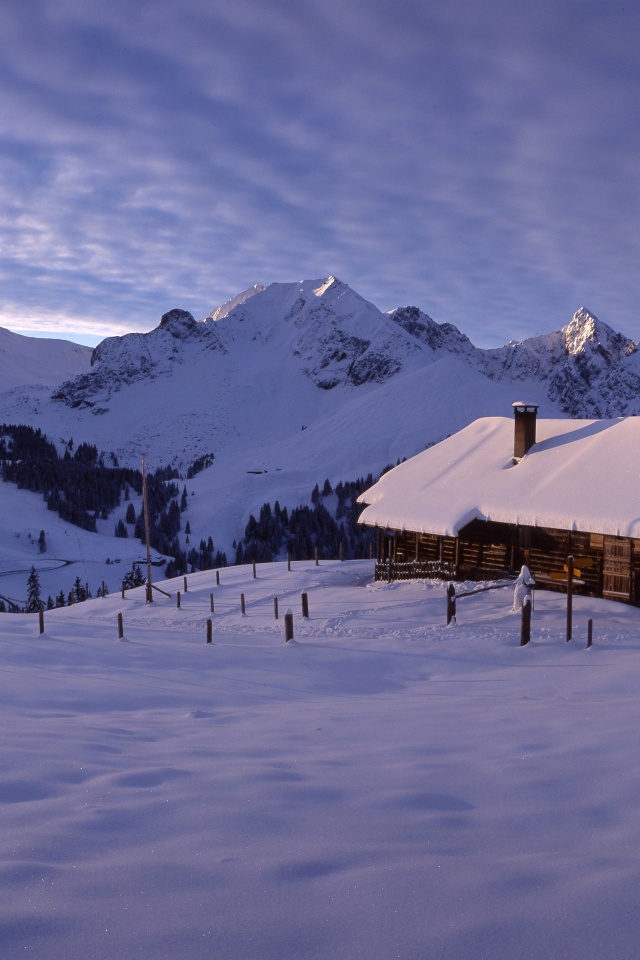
[1,0,639,347]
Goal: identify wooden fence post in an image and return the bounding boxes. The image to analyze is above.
[241,593,246,615]
[446,583,456,625]
[339,541,344,562]
[122,581,125,599]
[274,596,279,620]
[284,609,294,642]
[587,618,593,648]
[287,552,291,572]
[253,560,257,579]
[216,570,220,586]
[301,591,309,619]
[210,593,214,613]
[520,595,531,646]
[117,612,124,639]
[39,603,45,635]
[315,546,319,566]
[566,555,574,642]
[183,576,188,593]
[206,619,212,644]
[176,591,181,609]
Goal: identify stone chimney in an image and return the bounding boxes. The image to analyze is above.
[512,402,538,461]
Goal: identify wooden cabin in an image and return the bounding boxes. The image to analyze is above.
[357,404,640,604]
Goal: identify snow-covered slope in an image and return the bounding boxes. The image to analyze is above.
[0,326,91,392]
[2,561,640,960]
[208,283,266,320]
[3,279,640,598]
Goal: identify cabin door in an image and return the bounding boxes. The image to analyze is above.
[602,538,632,601]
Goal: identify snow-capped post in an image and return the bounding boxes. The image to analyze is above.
[252,560,256,579]
[513,565,535,612]
[183,576,188,593]
[520,595,531,646]
[176,591,181,609]
[446,583,456,625]
[284,609,294,642]
[301,591,309,619]
[206,619,212,644]
[274,596,279,619]
[117,612,124,640]
[566,556,574,642]
[587,618,593,648]
[241,593,246,615]
[39,602,45,635]
[210,594,214,613]
[216,570,220,586]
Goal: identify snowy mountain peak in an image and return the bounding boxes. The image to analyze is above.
[564,307,636,362]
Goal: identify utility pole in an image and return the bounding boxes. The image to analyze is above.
[142,456,153,603]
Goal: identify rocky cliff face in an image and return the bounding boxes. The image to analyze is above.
[48,281,640,420]
[478,308,640,416]
[52,309,226,408]
[53,277,471,408]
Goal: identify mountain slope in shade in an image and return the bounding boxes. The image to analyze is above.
[0,326,91,392]
[51,278,471,414]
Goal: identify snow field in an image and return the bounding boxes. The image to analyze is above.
[2,561,640,959]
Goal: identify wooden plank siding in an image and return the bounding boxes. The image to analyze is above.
[368,521,640,604]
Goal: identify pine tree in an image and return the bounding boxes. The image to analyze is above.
[25,566,42,613]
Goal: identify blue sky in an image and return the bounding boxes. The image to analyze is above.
[1,0,639,348]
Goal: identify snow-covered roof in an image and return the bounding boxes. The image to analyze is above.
[358,416,640,538]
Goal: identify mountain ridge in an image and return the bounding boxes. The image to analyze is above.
[4,280,640,459]
[3,280,640,600]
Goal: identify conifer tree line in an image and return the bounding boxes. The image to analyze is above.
[0,424,406,603]
[235,475,379,564]
[0,424,142,532]
[0,565,112,614]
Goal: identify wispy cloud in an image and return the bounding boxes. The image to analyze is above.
[1,0,639,347]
